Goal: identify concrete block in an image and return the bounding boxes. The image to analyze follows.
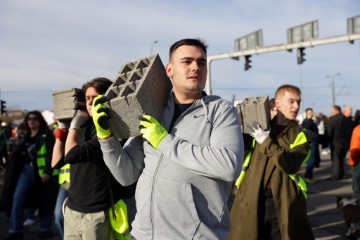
[235,96,270,134]
[53,88,85,121]
[104,54,172,140]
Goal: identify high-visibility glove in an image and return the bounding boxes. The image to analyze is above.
[69,110,89,129]
[92,95,112,139]
[139,115,168,149]
[249,121,269,144]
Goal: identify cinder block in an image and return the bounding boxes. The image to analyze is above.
[235,96,270,134]
[53,88,85,121]
[104,54,172,140]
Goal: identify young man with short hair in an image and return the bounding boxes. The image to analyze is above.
[92,38,244,239]
[229,84,314,240]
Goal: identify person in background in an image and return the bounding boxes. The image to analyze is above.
[317,112,330,155]
[327,105,347,180]
[92,38,244,239]
[0,120,11,169]
[52,77,135,240]
[301,107,319,183]
[343,105,355,151]
[229,84,314,240]
[7,123,27,161]
[343,105,355,177]
[7,122,38,228]
[348,112,360,238]
[3,111,58,240]
[51,121,70,240]
[349,111,360,202]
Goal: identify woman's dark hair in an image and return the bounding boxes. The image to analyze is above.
[23,111,49,132]
[82,77,113,95]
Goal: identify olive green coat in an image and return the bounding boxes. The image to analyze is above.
[228,120,314,240]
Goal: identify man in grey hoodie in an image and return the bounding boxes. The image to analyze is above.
[92,38,244,240]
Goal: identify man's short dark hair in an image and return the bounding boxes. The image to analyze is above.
[169,38,208,60]
[305,108,313,112]
[333,105,341,112]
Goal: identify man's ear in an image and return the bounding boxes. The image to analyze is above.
[166,63,173,78]
[275,98,281,110]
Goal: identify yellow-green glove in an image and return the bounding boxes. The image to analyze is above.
[139,115,168,149]
[92,95,112,139]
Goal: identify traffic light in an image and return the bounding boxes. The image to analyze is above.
[0,100,6,115]
[297,47,306,65]
[244,55,252,71]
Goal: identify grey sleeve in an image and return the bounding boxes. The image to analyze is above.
[158,105,244,182]
[99,136,145,186]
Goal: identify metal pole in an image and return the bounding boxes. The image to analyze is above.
[332,77,335,106]
[206,33,359,96]
[205,59,213,95]
[151,40,158,55]
[327,73,340,106]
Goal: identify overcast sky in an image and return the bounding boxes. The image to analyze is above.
[1,0,359,116]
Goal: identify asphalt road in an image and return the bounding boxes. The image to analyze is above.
[0,150,353,240]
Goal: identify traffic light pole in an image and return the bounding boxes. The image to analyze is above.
[205,33,360,95]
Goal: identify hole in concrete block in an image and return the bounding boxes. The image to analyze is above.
[137,58,150,69]
[129,69,143,83]
[113,75,127,86]
[107,88,119,99]
[120,84,135,97]
[121,62,135,74]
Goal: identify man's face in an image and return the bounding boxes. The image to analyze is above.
[276,91,301,121]
[166,45,207,102]
[331,107,338,116]
[306,109,314,119]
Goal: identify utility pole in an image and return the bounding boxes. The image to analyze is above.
[151,40,158,55]
[326,73,341,106]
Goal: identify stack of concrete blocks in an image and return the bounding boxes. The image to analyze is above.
[104,54,172,140]
[235,96,270,134]
[53,88,85,121]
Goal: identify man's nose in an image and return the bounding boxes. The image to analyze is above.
[190,61,199,71]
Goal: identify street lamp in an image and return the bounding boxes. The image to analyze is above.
[151,40,158,55]
[326,73,341,106]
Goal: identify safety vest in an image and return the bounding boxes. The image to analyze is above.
[59,164,70,184]
[234,139,256,188]
[289,131,311,199]
[235,131,310,198]
[36,133,58,177]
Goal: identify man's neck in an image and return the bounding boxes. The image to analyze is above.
[174,92,202,104]
[275,114,291,126]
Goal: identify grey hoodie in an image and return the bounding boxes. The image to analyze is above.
[100,92,244,240]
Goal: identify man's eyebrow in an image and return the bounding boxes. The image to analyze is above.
[288,97,301,102]
[180,57,207,62]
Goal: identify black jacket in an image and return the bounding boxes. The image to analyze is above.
[327,113,347,148]
[0,129,59,216]
[57,120,135,213]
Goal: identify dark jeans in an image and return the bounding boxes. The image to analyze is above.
[54,186,69,240]
[330,144,347,180]
[352,163,360,205]
[9,164,52,233]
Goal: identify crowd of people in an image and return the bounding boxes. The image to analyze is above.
[0,38,359,240]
